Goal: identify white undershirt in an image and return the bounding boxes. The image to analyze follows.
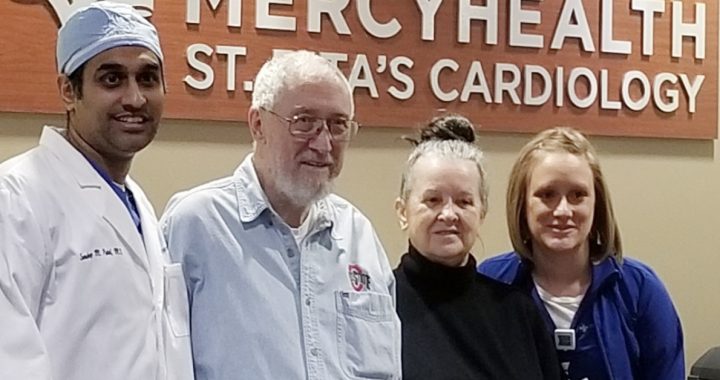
[290,204,315,246]
[535,282,584,329]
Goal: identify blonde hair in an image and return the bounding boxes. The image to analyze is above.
[506,127,622,262]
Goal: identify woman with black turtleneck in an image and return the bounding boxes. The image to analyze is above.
[393,114,561,380]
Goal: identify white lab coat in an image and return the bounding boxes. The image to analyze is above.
[0,127,193,380]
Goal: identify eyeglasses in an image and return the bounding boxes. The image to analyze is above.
[261,107,359,142]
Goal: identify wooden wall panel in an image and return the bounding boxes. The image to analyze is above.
[0,0,716,138]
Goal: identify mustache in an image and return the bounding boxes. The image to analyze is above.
[298,153,334,165]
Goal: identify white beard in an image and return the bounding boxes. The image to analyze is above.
[274,166,333,207]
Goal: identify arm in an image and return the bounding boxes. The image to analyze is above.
[634,269,684,380]
[159,199,201,380]
[160,194,201,306]
[0,187,53,379]
[476,252,522,285]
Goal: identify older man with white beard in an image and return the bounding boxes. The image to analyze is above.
[161,50,401,380]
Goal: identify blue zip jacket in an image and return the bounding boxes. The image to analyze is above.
[478,253,684,380]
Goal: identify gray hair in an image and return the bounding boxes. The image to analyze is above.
[251,50,354,118]
[400,139,489,218]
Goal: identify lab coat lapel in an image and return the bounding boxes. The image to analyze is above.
[98,190,150,271]
[39,127,150,273]
[128,178,164,296]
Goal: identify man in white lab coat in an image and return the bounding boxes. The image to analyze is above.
[0,3,193,380]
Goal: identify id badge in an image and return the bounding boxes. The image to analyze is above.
[554,328,576,351]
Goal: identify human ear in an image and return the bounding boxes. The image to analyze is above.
[394,197,408,230]
[247,107,265,143]
[57,75,77,112]
[479,202,487,226]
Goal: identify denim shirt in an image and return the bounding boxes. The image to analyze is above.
[161,154,401,380]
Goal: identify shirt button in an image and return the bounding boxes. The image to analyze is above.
[311,348,319,356]
[305,298,311,306]
[287,249,295,258]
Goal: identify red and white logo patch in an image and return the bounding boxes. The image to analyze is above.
[348,264,371,292]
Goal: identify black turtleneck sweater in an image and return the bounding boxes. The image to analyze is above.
[394,245,562,380]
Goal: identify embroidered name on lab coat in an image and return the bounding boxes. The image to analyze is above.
[79,247,124,261]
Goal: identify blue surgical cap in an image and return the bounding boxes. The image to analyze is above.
[56,2,163,75]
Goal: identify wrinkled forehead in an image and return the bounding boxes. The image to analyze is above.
[407,154,482,191]
[276,78,353,116]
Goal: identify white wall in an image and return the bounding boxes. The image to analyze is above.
[2,111,719,370]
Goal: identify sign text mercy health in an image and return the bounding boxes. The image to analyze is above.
[0,0,717,138]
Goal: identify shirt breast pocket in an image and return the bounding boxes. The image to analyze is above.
[335,291,399,380]
[164,264,190,337]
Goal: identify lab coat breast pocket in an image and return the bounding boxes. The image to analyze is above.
[164,264,190,337]
[335,291,398,380]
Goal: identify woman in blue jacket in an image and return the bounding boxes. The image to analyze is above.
[478,127,684,380]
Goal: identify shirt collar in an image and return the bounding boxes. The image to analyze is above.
[401,242,477,292]
[588,256,622,294]
[233,153,334,232]
[513,254,622,294]
[39,126,103,188]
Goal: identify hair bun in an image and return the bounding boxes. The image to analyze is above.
[420,114,476,144]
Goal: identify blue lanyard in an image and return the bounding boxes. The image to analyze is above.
[84,158,143,237]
